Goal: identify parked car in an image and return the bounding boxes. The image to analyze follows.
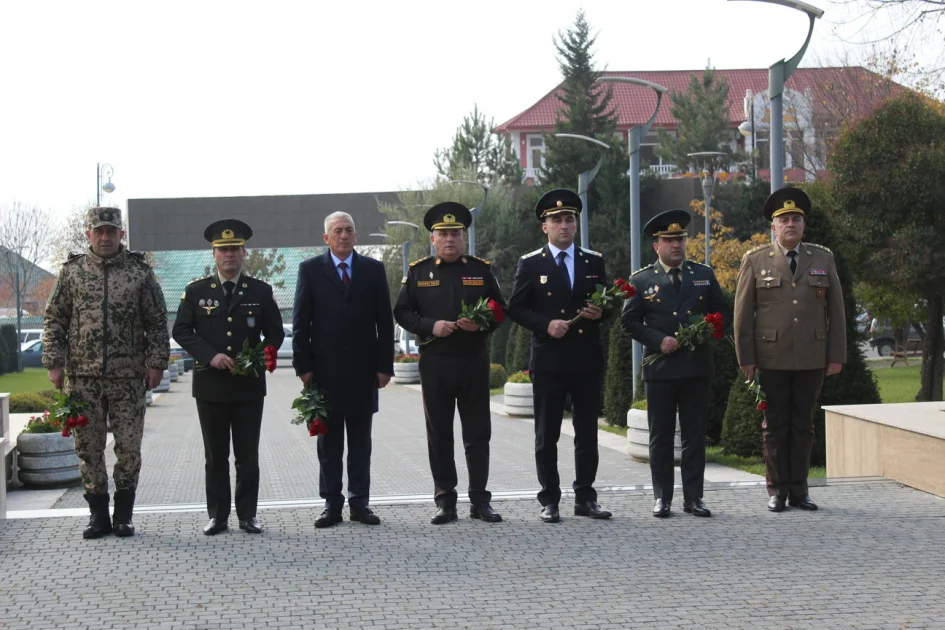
[869,324,922,357]
[20,339,44,368]
[18,329,43,345]
[169,340,194,371]
[278,324,293,360]
[394,324,418,356]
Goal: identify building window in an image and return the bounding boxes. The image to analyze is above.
[789,130,805,171]
[528,136,544,172]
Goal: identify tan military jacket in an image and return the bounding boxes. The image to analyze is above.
[734,241,845,371]
[43,246,169,378]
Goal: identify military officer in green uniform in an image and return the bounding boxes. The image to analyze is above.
[734,187,845,512]
[622,209,728,518]
[393,202,506,525]
[173,219,285,535]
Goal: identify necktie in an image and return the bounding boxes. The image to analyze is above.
[339,262,351,287]
[787,250,798,276]
[556,251,571,292]
[223,280,235,311]
[670,268,681,292]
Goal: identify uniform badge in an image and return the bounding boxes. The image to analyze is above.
[247,316,256,328]
[644,285,659,301]
[816,287,826,300]
[201,298,219,314]
[401,276,407,285]
[692,280,710,286]
[462,277,484,286]
[429,272,434,279]
[540,275,548,285]
[810,269,827,276]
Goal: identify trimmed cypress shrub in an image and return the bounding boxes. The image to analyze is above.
[720,376,765,459]
[489,321,512,368]
[508,324,532,373]
[603,324,633,427]
[489,363,508,389]
[1,324,18,373]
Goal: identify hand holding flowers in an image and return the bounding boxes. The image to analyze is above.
[457,297,504,333]
[643,312,726,366]
[568,278,635,326]
[291,382,330,437]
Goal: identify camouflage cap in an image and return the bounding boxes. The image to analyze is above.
[87,206,123,229]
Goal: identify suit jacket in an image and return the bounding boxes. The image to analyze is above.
[173,274,285,402]
[292,250,394,417]
[622,259,729,381]
[506,245,608,373]
[393,254,505,356]
[734,241,846,371]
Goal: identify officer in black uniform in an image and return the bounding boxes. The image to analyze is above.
[622,209,728,518]
[506,189,612,524]
[393,202,506,525]
[173,219,285,535]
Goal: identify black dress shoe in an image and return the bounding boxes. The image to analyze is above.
[238,517,263,533]
[653,498,671,518]
[203,518,228,536]
[315,509,343,528]
[574,501,612,519]
[470,503,502,523]
[683,498,712,517]
[788,495,818,510]
[767,496,786,512]
[540,504,560,523]
[430,506,458,525]
[350,508,381,525]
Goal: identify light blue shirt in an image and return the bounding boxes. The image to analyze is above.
[330,251,353,282]
[546,242,575,287]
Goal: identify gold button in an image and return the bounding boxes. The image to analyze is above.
[227,331,232,337]
[576,309,582,314]
[794,317,799,323]
[249,311,253,315]
[547,292,552,296]
[698,296,703,300]
[792,282,796,288]
[766,282,770,287]
[227,346,232,351]
[793,300,798,304]
[657,299,661,303]
[672,311,677,316]
[561,309,566,314]
[227,317,232,322]
[578,329,584,334]
[762,336,766,340]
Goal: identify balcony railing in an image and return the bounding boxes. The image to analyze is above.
[647,164,677,175]
[523,167,541,183]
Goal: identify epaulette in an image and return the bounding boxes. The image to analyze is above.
[807,243,832,253]
[686,259,710,268]
[630,264,655,277]
[186,275,212,286]
[127,250,151,266]
[409,255,433,268]
[64,252,85,264]
[466,255,491,265]
[579,248,603,257]
[521,248,543,259]
[743,243,771,257]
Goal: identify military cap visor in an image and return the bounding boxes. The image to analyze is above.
[204,219,253,247]
[87,207,123,229]
[424,202,471,232]
[644,208,691,238]
[764,187,811,222]
[535,189,582,220]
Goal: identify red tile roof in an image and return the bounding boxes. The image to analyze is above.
[495,67,902,133]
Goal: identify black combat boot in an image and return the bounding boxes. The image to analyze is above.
[112,488,136,537]
[83,493,113,539]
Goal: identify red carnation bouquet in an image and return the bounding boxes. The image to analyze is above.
[458,296,504,332]
[51,392,89,438]
[291,383,330,437]
[569,278,635,326]
[643,312,726,366]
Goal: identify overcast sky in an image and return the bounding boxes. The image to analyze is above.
[1,0,938,222]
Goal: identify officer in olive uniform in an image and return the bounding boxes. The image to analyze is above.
[622,209,728,518]
[393,202,506,525]
[734,187,845,512]
[173,219,285,535]
[506,189,612,524]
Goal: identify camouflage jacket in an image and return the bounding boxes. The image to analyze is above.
[43,246,170,378]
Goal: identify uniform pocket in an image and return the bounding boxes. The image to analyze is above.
[755,277,782,303]
[756,328,778,361]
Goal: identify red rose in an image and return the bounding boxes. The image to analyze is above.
[712,329,724,340]
[308,419,328,437]
[758,401,768,411]
[487,299,504,324]
[614,278,625,287]
[622,285,636,297]
[77,416,89,427]
[264,345,277,358]
[61,428,71,438]
[704,314,713,324]
[712,313,724,325]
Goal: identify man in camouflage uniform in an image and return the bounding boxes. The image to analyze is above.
[43,207,169,539]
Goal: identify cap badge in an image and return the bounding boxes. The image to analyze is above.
[784,200,795,209]
[443,213,455,223]
[556,200,563,207]
[668,223,682,232]
[222,229,234,239]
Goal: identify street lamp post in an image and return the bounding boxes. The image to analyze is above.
[449,180,490,257]
[554,134,611,250]
[730,0,823,193]
[687,152,727,265]
[597,76,668,399]
[96,163,116,206]
[386,221,422,277]
[738,89,759,181]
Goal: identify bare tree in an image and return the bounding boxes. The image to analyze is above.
[0,201,59,318]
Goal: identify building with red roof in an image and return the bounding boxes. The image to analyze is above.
[496,67,903,183]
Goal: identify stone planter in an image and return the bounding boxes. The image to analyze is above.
[168,363,179,382]
[154,370,171,393]
[503,382,534,417]
[182,357,194,372]
[392,362,420,384]
[627,408,681,464]
[146,390,153,406]
[16,432,81,489]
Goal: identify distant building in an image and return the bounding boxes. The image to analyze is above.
[0,247,56,316]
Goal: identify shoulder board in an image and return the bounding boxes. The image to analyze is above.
[579,248,603,257]
[744,243,771,257]
[65,253,85,264]
[128,250,146,260]
[409,256,433,268]
[630,264,655,277]
[186,275,213,286]
[807,243,832,253]
[521,248,544,259]
[466,255,490,265]
[686,259,710,268]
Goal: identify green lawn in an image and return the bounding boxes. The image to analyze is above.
[599,423,627,438]
[706,445,826,479]
[0,368,51,394]
[871,364,921,403]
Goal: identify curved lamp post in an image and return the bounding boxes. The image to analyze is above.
[97,163,115,206]
[687,151,727,265]
[729,0,823,192]
[597,76,668,398]
[449,180,490,257]
[554,133,611,250]
[386,220,422,276]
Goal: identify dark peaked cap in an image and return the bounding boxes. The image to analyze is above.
[535,188,582,220]
[204,219,253,247]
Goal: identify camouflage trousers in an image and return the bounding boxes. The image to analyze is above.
[67,376,148,494]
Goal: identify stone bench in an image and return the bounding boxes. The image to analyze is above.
[825,402,945,498]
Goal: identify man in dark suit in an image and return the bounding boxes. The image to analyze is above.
[173,219,285,535]
[393,202,506,525]
[293,211,394,528]
[506,189,611,524]
[622,209,729,518]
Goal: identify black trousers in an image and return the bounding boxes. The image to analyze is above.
[317,412,373,512]
[644,378,710,503]
[196,398,265,521]
[532,369,601,507]
[419,351,492,507]
[758,368,824,498]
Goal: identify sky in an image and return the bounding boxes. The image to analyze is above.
[1,0,940,224]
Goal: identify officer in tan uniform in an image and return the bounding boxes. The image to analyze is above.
[734,187,845,512]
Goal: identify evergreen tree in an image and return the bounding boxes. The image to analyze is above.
[656,64,741,172]
[434,105,523,186]
[489,321,512,368]
[603,323,633,427]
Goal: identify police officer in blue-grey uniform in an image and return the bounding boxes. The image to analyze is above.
[173,219,285,536]
[506,189,612,524]
[622,209,729,518]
